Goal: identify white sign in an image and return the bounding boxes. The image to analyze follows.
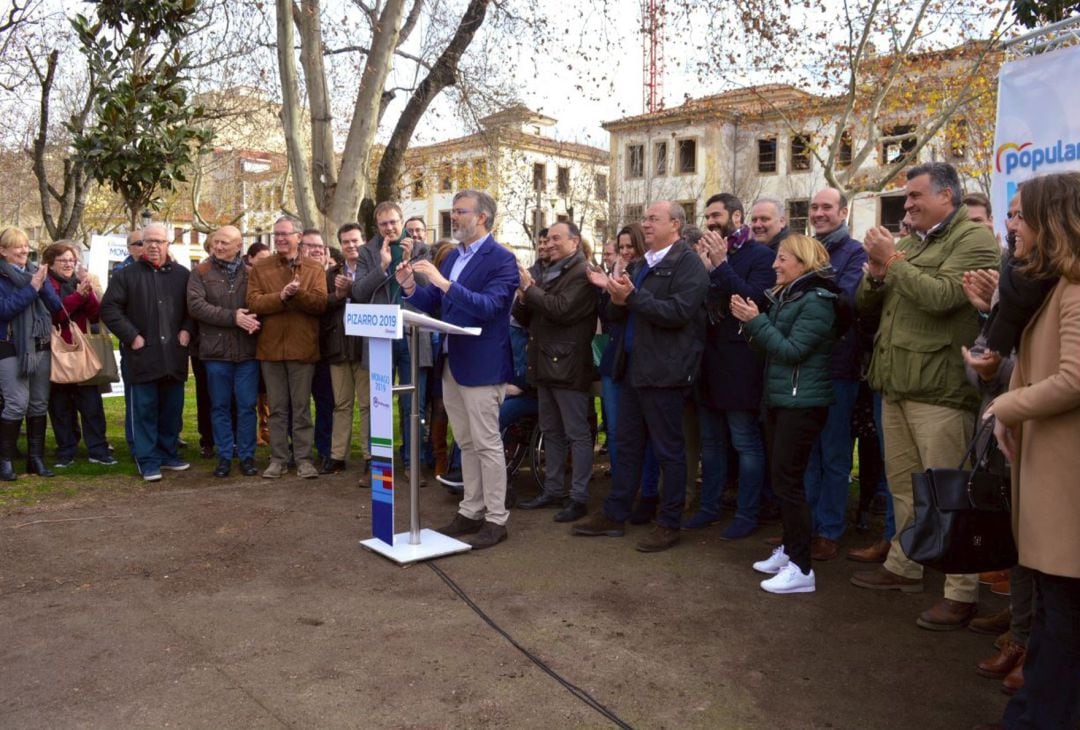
[344,303,403,339]
[991,44,1080,240]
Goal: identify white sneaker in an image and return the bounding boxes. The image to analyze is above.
[752,545,790,574]
[761,563,816,594]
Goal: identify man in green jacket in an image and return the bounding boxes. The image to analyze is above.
[850,162,1000,630]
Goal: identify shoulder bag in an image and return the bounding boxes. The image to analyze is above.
[50,308,103,385]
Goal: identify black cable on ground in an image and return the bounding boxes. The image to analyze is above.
[427,561,633,730]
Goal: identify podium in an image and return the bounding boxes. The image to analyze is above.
[344,303,480,564]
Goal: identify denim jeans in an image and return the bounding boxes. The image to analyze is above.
[600,375,619,467]
[872,392,896,540]
[393,337,428,467]
[803,378,859,540]
[698,406,766,524]
[500,392,538,430]
[129,378,185,474]
[204,359,259,461]
[604,385,689,529]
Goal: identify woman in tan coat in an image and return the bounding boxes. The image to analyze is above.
[985,171,1080,729]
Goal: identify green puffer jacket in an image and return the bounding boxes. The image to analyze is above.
[742,271,839,409]
[855,205,1000,412]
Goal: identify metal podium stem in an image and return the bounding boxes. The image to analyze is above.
[408,323,422,545]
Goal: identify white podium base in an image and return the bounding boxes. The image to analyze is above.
[360,528,472,564]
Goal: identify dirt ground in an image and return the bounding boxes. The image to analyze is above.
[1,464,1012,729]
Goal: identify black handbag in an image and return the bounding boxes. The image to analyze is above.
[899,418,1018,574]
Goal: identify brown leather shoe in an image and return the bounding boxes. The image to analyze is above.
[994,630,1012,651]
[436,513,484,537]
[976,641,1025,679]
[810,536,839,561]
[1001,659,1025,695]
[850,566,924,593]
[847,538,890,563]
[969,607,1012,636]
[571,513,625,537]
[461,521,507,550]
[990,579,1011,597]
[979,569,1010,585]
[916,598,978,631]
[636,525,680,552]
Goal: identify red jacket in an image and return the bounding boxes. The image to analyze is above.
[48,275,100,344]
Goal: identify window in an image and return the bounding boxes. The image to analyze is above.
[556,213,570,223]
[881,124,917,165]
[472,159,489,187]
[680,200,697,224]
[533,162,546,192]
[838,131,853,168]
[677,139,697,174]
[439,171,453,193]
[787,199,810,235]
[790,134,812,172]
[654,141,668,176]
[880,194,906,234]
[412,177,426,198]
[557,166,570,195]
[439,210,452,239]
[626,144,644,179]
[594,173,607,200]
[758,138,777,173]
[624,204,643,225]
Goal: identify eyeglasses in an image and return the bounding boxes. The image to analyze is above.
[451,208,476,216]
[304,244,326,251]
[641,215,672,224]
[54,257,77,265]
[143,239,168,246]
[129,241,145,247]
[273,231,298,239]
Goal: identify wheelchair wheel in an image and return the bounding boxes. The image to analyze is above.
[530,422,545,492]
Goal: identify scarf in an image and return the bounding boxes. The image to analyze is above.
[541,251,583,286]
[1,260,53,376]
[50,269,79,298]
[726,225,753,253]
[816,222,850,251]
[985,255,1058,355]
[212,253,245,286]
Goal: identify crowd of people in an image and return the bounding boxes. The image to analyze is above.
[1,163,1077,728]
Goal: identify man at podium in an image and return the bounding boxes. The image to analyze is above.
[397,190,519,549]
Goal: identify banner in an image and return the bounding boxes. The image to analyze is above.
[991,44,1080,240]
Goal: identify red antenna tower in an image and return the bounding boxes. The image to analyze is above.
[641,0,665,113]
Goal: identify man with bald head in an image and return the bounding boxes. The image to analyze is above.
[799,188,867,560]
[187,226,261,478]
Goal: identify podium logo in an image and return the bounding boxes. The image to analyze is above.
[373,396,391,410]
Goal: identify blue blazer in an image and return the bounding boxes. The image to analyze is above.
[406,236,519,386]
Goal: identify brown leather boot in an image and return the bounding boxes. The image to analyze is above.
[810,536,839,561]
[1001,658,1025,695]
[916,598,977,631]
[976,641,1025,679]
[850,566,923,592]
[979,569,1010,585]
[847,538,890,563]
[969,608,1012,636]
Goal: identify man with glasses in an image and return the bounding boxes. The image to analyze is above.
[352,201,434,485]
[301,229,334,468]
[247,215,328,479]
[101,223,194,482]
[397,190,519,549]
[404,216,432,262]
[574,201,709,552]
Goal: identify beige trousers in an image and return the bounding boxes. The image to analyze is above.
[329,361,371,462]
[441,368,508,525]
[882,398,979,603]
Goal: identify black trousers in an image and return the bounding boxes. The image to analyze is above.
[48,383,109,461]
[1003,570,1080,729]
[764,406,828,573]
[191,355,214,449]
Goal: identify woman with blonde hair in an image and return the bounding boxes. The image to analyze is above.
[0,227,63,480]
[730,233,847,594]
[982,171,1080,728]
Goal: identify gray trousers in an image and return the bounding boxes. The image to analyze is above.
[261,360,315,464]
[537,385,593,504]
[0,352,51,420]
[1011,563,1036,646]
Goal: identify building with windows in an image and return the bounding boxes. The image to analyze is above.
[391,105,609,259]
[602,54,994,240]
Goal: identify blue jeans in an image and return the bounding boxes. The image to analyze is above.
[120,348,134,451]
[803,378,859,540]
[872,392,897,540]
[500,392,538,430]
[698,406,766,523]
[204,360,259,461]
[601,375,619,466]
[604,385,689,529]
[129,378,185,474]
[393,337,428,467]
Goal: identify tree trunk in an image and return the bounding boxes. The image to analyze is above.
[275,0,318,225]
[374,0,491,206]
[298,0,336,222]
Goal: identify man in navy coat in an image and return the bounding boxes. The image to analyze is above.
[398,189,519,549]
